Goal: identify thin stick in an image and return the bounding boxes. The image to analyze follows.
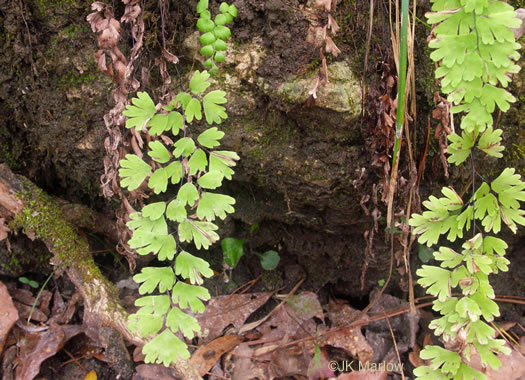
[381,306,406,380]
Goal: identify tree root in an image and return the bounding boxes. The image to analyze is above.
[0,164,202,380]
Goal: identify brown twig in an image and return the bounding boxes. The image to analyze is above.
[381,306,406,379]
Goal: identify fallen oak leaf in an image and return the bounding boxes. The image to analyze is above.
[196,292,272,342]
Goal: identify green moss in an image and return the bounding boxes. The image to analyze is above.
[8,180,117,298]
[60,24,89,37]
[0,252,22,274]
[57,72,97,89]
[10,181,88,268]
[34,0,81,19]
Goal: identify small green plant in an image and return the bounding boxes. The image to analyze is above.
[19,276,39,289]
[258,250,280,270]
[222,237,281,272]
[222,237,245,269]
[118,1,237,366]
[409,0,523,379]
[196,0,237,75]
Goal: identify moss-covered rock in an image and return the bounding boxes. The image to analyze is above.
[278,61,361,117]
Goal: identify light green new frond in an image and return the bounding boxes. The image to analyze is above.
[209,151,239,180]
[176,92,192,110]
[492,169,525,209]
[128,295,170,337]
[196,0,209,14]
[148,141,171,163]
[149,167,169,194]
[166,307,201,339]
[453,362,487,380]
[422,196,451,220]
[491,168,525,193]
[142,329,190,366]
[478,38,521,70]
[483,236,507,256]
[173,137,195,158]
[142,202,166,220]
[430,0,461,13]
[123,92,157,131]
[203,90,227,124]
[434,247,463,268]
[119,154,151,191]
[188,149,208,175]
[172,281,210,313]
[480,85,516,113]
[420,346,461,375]
[148,113,170,136]
[477,126,504,158]
[413,365,446,380]
[474,183,499,221]
[459,98,493,133]
[197,18,215,33]
[473,254,494,275]
[448,131,475,165]
[481,337,512,356]
[450,265,469,288]
[149,162,183,194]
[417,265,451,301]
[177,183,200,207]
[470,292,499,321]
[409,213,443,246]
[168,111,184,135]
[129,231,176,260]
[198,127,225,148]
[189,70,211,95]
[429,34,477,68]
[473,342,501,371]
[175,250,214,285]
[133,267,175,294]
[186,98,202,123]
[135,295,171,314]
[475,272,495,298]
[487,1,522,29]
[439,187,464,211]
[166,161,183,184]
[178,219,219,249]
[166,199,187,223]
[466,320,495,345]
[456,295,482,321]
[500,206,525,233]
[127,212,167,234]
[433,297,458,315]
[196,192,235,221]
[128,313,164,338]
[410,188,468,246]
[198,170,224,189]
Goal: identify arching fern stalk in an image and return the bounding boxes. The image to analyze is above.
[118,1,238,366]
[409,0,524,379]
